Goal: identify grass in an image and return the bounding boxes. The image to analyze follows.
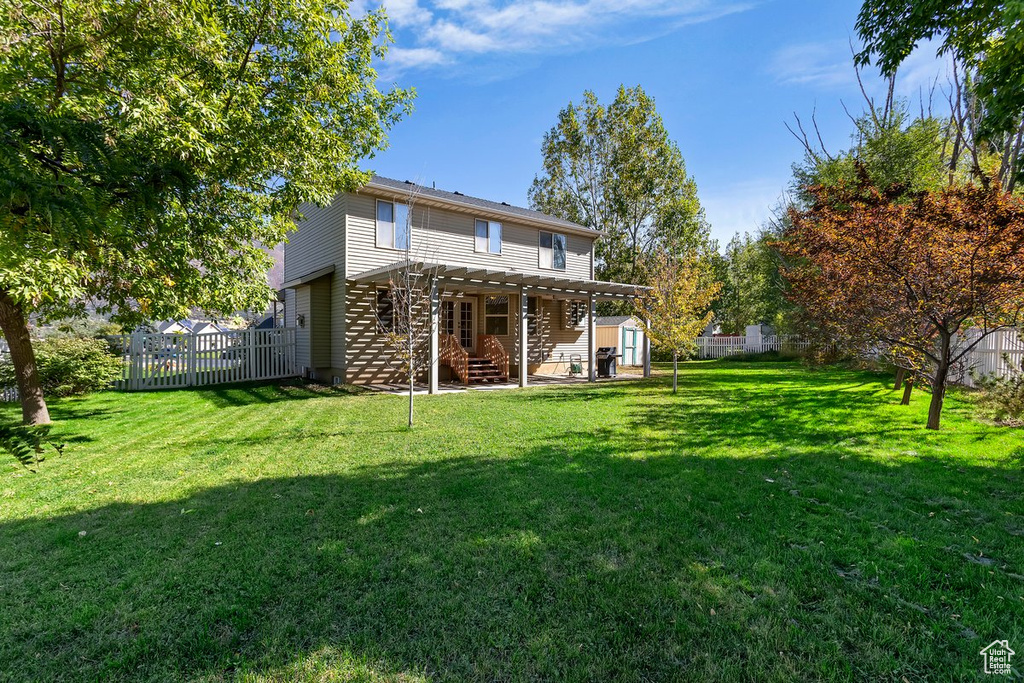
[0,361,1022,681]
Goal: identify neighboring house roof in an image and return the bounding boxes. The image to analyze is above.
[191,321,225,334]
[363,175,601,238]
[596,316,638,327]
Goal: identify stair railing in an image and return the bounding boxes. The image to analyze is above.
[440,333,469,384]
[477,335,509,379]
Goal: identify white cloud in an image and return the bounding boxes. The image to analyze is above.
[768,40,854,88]
[385,46,451,69]
[768,37,953,97]
[361,0,757,74]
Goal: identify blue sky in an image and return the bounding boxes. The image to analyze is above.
[357,0,951,249]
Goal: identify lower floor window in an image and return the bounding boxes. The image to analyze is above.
[567,300,588,328]
[485,295,509,335]
[376,288,395,333]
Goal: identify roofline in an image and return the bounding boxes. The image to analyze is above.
[360,180,606,239]
[280,264,335,290]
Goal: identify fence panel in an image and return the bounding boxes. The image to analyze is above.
[0,339,15,402]
[118,328,297,391]
[694,335,811,359]
[952,328,1024,388]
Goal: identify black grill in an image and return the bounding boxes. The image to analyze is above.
[596,347,618,378]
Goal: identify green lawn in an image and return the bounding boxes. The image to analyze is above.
[1,362,1021,681]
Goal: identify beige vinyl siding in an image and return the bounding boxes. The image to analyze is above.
[293,286,311,371]
[285,195,347,377]
[309,277,332,371]
[482,293,587,371]
[344,192,594,280]
[344,282,408,384]
[341,287,592,385]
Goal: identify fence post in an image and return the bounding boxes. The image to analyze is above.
[248,328,256,381]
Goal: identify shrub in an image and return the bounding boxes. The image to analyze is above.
[975,361,1024,427]
[0,337,122,398]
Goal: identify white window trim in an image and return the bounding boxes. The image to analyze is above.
[475,218,503,255]
[539,230,567,271]
[484,295,510,336]
[376,199,411,251]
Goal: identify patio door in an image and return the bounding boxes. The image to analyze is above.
[442,300,476,353]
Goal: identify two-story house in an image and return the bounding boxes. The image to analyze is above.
[281,175,647,391]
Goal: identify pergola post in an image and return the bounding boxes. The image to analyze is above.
[428,276,439,394]
[643,316,652,378]
[588,292,597,382]
[519,286,529,387]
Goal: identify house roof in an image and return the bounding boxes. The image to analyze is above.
[596,316,637,327]
[362,176,601,238]
[350,259,645,301]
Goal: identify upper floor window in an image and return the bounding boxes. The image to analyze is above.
[377,200,410,250]
[475,219,502,254]
[539,231,567,270]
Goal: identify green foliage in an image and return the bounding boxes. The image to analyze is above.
[0,424,51,471]
[715,229,798,335]
[0,338,121,398]
[40,318,123,339]
[856,0,1024,137]
[974,347,1024,426]
[528,86,710,287]
[792,104,951,203]
[0,0,413,326]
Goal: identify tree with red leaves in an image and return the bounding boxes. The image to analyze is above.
[780,175,1024,429]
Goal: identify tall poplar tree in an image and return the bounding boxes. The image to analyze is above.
[528,86,709,288]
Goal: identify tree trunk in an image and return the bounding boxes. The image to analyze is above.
[893,368,905,391]
[672,350,678,394]
[927,332,952,430]
[927,362,949,430]
[901,378,913,405]
[0,291,50,425]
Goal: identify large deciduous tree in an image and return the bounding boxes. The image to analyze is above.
[856,0,1024,139]
[633,252,720,394]
[780,175,1024,429]
[528,86,709,290]
[0,0,412,425]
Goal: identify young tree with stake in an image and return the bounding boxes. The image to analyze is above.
[373,193,442,428]
[633,252,720,393]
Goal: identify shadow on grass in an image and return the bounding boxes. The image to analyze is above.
[195,380,368,409]
[1,424,1021,681]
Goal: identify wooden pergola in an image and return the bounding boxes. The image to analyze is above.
[351,260,651,392]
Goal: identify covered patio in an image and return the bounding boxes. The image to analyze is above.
[350,259,650,393]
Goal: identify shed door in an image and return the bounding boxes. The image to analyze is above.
[623,327,638,365]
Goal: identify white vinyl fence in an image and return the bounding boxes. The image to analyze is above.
[951,328,1024,388]
[695,335,811,359]
[116,328,298,391]
[0,339,15,402]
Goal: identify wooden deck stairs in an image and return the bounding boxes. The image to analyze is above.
[467,357,508,384]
